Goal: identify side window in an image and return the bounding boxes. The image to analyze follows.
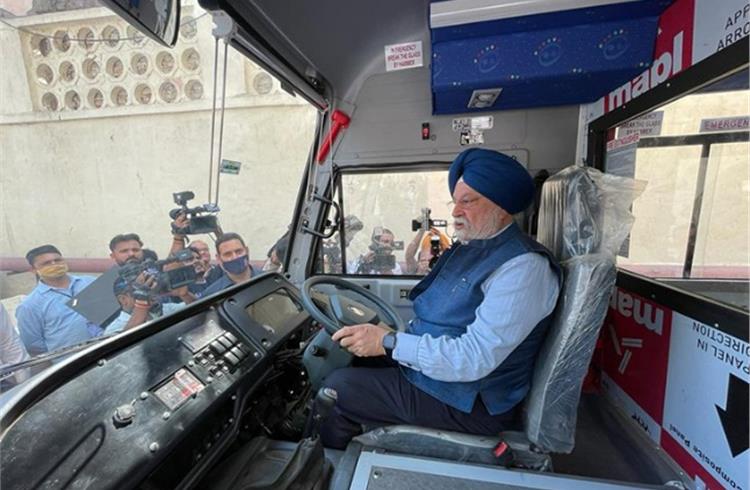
[606,69,749,310]
[317,169,454,276]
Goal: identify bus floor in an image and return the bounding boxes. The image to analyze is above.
[552,393,685,486]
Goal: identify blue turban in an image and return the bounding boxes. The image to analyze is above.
[448,148,534,214]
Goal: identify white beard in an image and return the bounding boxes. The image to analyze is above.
[454,211,505,243]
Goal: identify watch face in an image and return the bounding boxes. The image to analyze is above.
[383,332,396,350]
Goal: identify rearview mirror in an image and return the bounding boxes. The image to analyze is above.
[99,0,180,47]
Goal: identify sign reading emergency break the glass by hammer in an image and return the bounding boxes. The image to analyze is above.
[384,41,423,72]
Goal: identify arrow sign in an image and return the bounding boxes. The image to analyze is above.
[715,373,749,457]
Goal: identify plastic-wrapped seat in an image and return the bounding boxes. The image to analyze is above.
[525,166,644,453]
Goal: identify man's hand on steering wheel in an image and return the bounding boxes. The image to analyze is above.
[332,323,392,357]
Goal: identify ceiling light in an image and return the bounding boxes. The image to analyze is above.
[468,88,502,109]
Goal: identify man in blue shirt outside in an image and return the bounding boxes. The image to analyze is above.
[201,233,262,297]
[320,149,562,449]
[15,245,101,356]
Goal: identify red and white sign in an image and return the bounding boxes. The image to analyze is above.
[606,133,640,152]
[662,314,749,490]
[385,41,424,72]
[700,116,750,133]
[601,288,672,430]
[601,287,750,490]
[602,0,694,114]
[588,0,749,120]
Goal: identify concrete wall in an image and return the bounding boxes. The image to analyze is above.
[0,105,316,259]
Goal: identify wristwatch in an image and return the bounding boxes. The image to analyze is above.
[382,332,398,358]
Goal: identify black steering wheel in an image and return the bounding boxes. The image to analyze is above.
[301,276,406,335]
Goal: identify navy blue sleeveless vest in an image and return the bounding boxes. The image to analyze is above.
[404,222,561,415]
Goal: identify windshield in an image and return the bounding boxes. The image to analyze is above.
[0,0,317,389]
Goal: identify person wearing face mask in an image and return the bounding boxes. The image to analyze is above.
[201,233,262,297]
[319,149,562,449]
[15,245,101,356]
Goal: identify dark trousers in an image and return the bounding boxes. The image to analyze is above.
[319,358,519,449]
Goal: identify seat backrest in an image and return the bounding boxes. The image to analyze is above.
[523,166,643,454]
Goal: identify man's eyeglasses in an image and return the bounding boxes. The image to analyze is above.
[448,196,481,210]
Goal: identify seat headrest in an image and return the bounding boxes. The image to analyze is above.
[536,166,645,261]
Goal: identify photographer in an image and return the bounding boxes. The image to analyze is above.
[109,233,145,267]
[352,227,403,275]
[194,241,224,281]
[405,227,451,275]
[105,265,196,335]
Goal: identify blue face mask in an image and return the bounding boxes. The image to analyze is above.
[222,255,249,275]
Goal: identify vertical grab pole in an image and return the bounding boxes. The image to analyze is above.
[208,11,236,206]
[207,37,220,203]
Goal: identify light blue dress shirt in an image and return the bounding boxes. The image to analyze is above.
[393,252,560,383]
[104,302,185,335]
[16,275,97,355]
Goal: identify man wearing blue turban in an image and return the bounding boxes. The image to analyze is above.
[323,149,562,449]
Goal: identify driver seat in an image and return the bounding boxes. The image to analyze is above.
[355,166,639,467]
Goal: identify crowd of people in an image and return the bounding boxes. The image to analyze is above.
[1,214,291,384]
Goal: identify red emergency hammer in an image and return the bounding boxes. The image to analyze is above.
[315,109,351,164]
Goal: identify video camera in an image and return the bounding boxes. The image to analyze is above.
[118,248,197,300]
[169,191,221,235]
[411,207,448,232]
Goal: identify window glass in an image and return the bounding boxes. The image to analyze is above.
[317,169,454,276]
[615,70,748,139]
[613,146,703,277]
[607,69,749,310]
[692,142,750,279]
[0,0,317,386]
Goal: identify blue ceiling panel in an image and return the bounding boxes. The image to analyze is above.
[430,2,671,114]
